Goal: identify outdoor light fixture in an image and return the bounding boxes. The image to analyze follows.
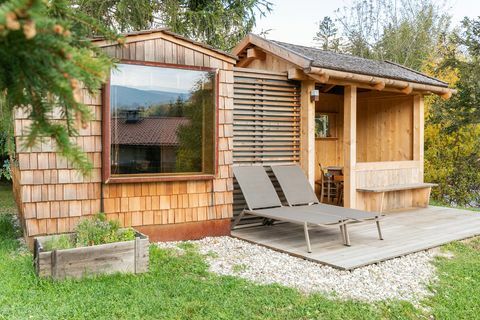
[310,89,320,102]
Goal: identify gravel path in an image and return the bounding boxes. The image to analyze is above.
[157,236,437,303]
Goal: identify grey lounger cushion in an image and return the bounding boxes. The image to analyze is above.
[233,166,346,225]
[271,165,381,220]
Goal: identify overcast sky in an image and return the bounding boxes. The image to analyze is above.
[111,64,204,92]
[253,0,480,46]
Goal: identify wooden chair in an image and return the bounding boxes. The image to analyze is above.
[315,163,338,203]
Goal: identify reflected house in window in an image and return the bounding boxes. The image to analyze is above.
[111,115,191,174]
[110,63,216,176]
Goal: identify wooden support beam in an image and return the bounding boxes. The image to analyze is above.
[441,90,452,100]
[372,81,385,91]
[300,80,316,187]
[236,47,266,67]
[288,68,308,81]
[306,72,330,84]
[304,66,455,97]
[247,47,266,60]
[344,85,357,209]
[400,84,413,95]
[413,95,425,179]
[321,84,336,93]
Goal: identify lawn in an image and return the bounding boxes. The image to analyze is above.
[0,182,479,319]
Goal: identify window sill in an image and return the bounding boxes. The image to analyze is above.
[104,174,216,184]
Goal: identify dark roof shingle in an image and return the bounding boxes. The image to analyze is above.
[270,40,448,88]
[112,117,190,146]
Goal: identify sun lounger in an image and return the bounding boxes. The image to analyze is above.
[270,165,384,241]
[232,166,352,252]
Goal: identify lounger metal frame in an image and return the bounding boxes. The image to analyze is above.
[233,166,351,252]
[271,165,384,241]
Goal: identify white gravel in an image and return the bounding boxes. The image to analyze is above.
[157,236,437,303]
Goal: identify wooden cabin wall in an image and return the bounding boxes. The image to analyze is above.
[100,39,234,238]
[355,161,424,211]
[13,91,102,238]
[246,53,297,72]
[354,93,424,211]
[356,94,414,162]
[12,34,234,241]
[314,93,344,183]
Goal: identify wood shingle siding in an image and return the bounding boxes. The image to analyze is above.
[12,31,235,242]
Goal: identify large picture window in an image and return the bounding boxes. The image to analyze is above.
[108,63,216,179]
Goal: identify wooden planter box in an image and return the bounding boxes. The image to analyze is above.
[33,231,149,279]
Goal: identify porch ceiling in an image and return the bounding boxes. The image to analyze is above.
[231,206,480,270]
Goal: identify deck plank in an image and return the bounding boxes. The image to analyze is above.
[231,206,480,270]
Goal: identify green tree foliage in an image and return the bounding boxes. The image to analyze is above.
[0,0,117,174]
[317,1,479,206]
[73,0,272,50]
[425,18,480,206]
[314,16,341,52]
[175,74,215,173]
[330,0,450,69]
[72,0,161,32]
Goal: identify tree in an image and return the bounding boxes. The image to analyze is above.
[0,0,117,174]
[175,73,215,173]
[424,17,480,206]
[333,0,450,69]
[72,0,273,50]
[314,16,341,52]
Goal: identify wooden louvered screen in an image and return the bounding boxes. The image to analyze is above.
[232,67,301,165]
[232,67,301,226]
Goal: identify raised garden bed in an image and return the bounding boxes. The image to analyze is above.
[34,231,149,279]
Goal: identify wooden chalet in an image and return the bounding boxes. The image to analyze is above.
[11,30,456,246]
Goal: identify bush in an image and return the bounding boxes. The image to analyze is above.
[75,213,135,247]
[42,213,136,251]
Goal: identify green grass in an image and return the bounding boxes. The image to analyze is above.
[430,199,480,212]
[0,182,479,319]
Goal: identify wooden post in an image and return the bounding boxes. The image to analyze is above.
[413,95,424,180]
[344,85,357,208]
[300,80,316,187]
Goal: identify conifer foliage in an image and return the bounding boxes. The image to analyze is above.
[0,0,117,174]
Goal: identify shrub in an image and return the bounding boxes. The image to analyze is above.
[42,213,136,251]
[75,213,135,247]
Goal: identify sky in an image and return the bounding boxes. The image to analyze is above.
[111,63,205,92]
[253,0,480,46]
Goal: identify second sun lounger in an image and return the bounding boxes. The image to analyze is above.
[233,166,352,252]
[270,165,384,241]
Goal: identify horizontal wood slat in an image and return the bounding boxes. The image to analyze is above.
[232,68,301,224]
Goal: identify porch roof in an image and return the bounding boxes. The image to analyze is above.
[270,40,448,88]
[233,34,453,96]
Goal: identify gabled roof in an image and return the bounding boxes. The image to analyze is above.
[233,34,449,89]
[112,117,190,147]
[92,28,237,62]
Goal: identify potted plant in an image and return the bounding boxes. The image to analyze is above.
[34,213,149,279]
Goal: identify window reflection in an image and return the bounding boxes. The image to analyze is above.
[110,63,216,175]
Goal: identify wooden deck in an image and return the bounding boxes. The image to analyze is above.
[231,206,480,270]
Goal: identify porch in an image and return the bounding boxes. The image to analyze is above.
[231,206,480,270]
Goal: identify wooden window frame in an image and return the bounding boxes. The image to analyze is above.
[102,60,220,184]
[315,112,338,140]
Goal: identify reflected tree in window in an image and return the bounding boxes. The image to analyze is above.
[109,64,216,176]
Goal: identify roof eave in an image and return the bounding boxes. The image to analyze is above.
[233,33,312,69]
